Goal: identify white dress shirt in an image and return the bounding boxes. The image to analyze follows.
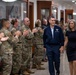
[51,28,54,38]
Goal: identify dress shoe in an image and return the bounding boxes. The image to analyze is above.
[56,72,60,75]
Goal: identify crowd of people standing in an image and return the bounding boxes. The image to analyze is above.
[0,17,48,75]
[0,16,76,75]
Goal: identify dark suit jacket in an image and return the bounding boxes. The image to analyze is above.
[43,25,64,48]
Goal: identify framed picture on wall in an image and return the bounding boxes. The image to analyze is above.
[9,5,21,19]
[41,8,49,19]
[67,14,73,19]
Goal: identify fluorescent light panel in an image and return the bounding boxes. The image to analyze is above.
[2,0,16,2]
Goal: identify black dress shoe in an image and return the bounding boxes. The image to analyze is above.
[56,72,60,75]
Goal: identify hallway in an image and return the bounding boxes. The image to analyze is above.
[31,62,50,75]
[31,51,70,75]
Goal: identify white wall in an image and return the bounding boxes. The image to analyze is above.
[58,5,65,24]
[0,2,6,19]
[73,15,76,21]
[29,0,37,26]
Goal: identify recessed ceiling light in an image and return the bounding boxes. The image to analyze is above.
[53,9,57,13]
[72,0,75,2]
[2,0,17,2]
[24,11,27,13]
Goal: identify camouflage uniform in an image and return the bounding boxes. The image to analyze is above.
[21,25,34,70]
[0,28,13,75]
[11,27,22,74]
[0,41,3,72]
[33,27,44,66]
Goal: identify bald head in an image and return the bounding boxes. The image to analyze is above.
[23,17,30,26]
[42,18,47,25]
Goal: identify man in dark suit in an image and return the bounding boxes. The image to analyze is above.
[43,16,64,75]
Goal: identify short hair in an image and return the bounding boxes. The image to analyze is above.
[11,19,18,25]
[35,19,41,27]
[55,19,60,25]
[49,16,55,20]
[1,18,9,27]
[23,17,29,22]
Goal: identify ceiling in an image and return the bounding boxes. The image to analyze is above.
[37,0,76,12]
[0,0,24,2]
[52,0,76,10]
[37,0,76,6]
[1,0,76,11]
[1,0,75,6]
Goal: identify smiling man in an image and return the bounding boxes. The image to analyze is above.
[43,16,64,75]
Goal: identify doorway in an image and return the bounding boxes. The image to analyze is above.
[60,10,64,24]
[37,1,52,20]
[29,2,34,30]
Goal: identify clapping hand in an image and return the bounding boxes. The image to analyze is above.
[1,37,9,41]
[14,31,22,38]
[23,30,29,36]
[0,32,4,39]
[32,28,38,33]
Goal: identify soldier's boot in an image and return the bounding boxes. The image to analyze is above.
[26,69,34,74]
[14,74,19,75]
[39,61,44,65]
[42,58,48,62]
[36,64,45,70]
[40,62,44,65]
[32,64,36,69]
[23,71,30,75]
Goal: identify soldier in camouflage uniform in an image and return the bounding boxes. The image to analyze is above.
[33,19,45,70]
[0,19,13,75]
[21,17,37,75]
[10,19,23,75]
[0,32,10,74]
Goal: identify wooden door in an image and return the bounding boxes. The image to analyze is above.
[65,9,73,23]
[29,2,34,30]
[60,10,64,24]
[37,1,52,20]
